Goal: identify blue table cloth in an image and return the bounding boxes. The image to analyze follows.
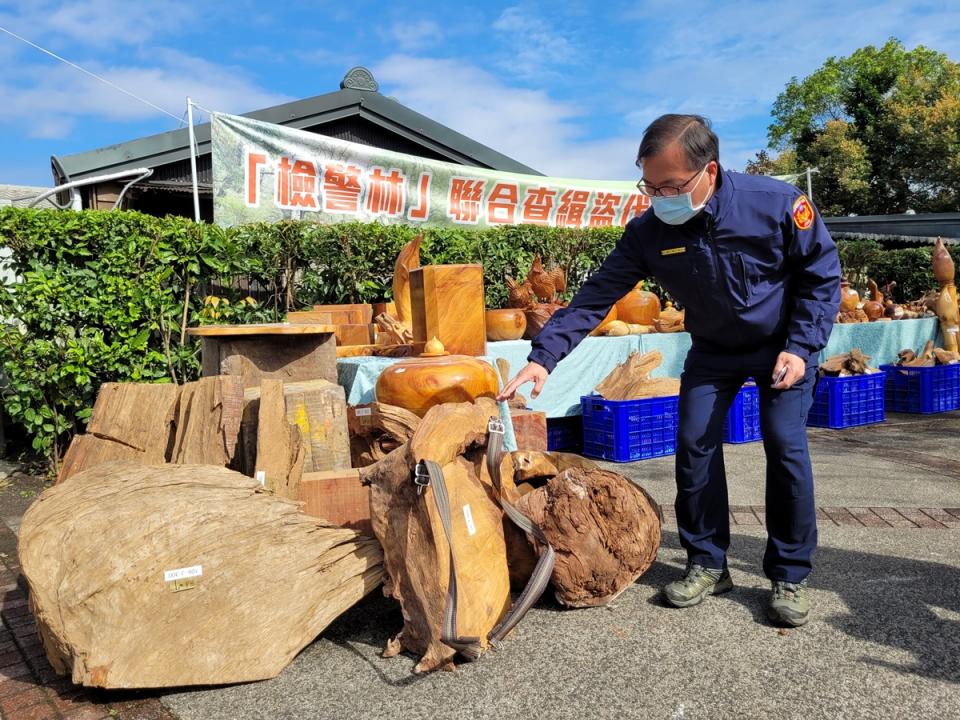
[336,317,941,446]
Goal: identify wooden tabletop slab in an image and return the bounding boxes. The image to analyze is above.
[187,323,337,337]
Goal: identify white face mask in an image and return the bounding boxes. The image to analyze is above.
[650,166,709,225]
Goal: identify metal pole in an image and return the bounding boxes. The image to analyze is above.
[187,97,201,222]
[806,167,813,200]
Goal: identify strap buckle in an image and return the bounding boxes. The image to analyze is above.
[487,417,505,435]
[414,460,431,496]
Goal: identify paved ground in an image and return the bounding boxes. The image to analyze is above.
[0,412,958,719]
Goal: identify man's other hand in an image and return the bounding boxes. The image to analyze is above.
[772,351,806,390]
[496,362,548,401]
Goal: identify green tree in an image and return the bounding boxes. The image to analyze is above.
[758,39,960,214]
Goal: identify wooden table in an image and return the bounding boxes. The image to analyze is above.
[188,323,338,389]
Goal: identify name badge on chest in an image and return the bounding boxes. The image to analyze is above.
[661,247,686,256]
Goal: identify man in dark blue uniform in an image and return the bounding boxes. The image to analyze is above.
[497,114,840,627]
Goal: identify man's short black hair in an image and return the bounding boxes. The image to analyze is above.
[636,114,719,171]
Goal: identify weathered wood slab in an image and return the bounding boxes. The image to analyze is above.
[409,264,487,356]
[19,461,384,689]
[510,409,547,451]
[170,376,244,467]
[239,379,350,475]
[58,383,179,483]
[254,379,305,500]
[347,402,420,467]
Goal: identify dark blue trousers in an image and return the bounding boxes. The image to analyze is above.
[675,343,818,583]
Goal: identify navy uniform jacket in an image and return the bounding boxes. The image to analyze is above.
[528,168,841,373]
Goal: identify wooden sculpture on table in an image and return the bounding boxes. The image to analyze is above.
[392,235,422,332]
[374,340,499,416]
[654,301,685,333]
[485,308,527,341]
[506,257,567,340]
[836,279,868,323]
[862,279,886,321]
[615,281,661,326]
[933,237,959,352]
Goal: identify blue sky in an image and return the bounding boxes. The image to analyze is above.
[0,0,958,187]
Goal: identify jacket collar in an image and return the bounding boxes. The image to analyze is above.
[703,164,733,223]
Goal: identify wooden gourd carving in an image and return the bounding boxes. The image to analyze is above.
[839,279,860,313]
[375,355,500,417]
[933,237,959,352]
[615,281,661,325]
[862,279,885,321]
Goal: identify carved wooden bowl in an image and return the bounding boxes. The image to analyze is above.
[375,355,500,417]
[485,308,527,341]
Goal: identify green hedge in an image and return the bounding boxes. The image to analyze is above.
[0,207,953,471]
[0,208,623,468]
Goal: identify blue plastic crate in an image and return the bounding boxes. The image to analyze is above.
[806,373,885,429]
[880,363,960,414]
[546,415,583,453]
[580,394,679,462]
[724,383,762,443]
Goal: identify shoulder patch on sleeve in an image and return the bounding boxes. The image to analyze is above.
[792,194,814,230]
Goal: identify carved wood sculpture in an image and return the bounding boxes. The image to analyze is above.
[514,465,661,607]
[393,235,422,332]
[19,461,384,688]
[375,354,500,417]
[819,349,875,376]
[359,399,512,673]
[933,237,959,353]
[862,280,885,321]
[615,281,661,325]
[375,312,414,345]
[594,350,681,401]
[485,308,527,341]
[523,303,565,340]
[347,402,421,467]
[527,255,567,303]
[654,301,685,333]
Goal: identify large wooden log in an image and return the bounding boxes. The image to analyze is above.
[170,376,244,466]
[254,379,305,500]
[360,398,511,673]
[515,465,661,608]
[19,461,384,689]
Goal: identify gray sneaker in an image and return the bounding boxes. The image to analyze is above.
[768,579,810,627]
[662,564,734,608]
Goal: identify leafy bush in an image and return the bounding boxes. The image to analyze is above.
[0,209,625,468]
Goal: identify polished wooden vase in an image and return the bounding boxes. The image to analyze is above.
[839,280,860,313]
[375,355,500,417]
[485,308,527,341]
[615,282,661,325]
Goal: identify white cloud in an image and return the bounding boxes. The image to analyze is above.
[0,0,198,48]
[492,5,576,79]
[373,54,642,180]
[384,19,444,51]
[0,49,292,139]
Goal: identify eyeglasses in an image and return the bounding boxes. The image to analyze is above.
[636,167,705,197]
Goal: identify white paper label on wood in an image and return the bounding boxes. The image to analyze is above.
[256,470,266,487]
[164,565,203,582]
[462,504,477,536]
[354,408,372,417]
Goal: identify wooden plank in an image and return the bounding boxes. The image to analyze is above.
[409,264,487,356]
[57,435,141,484]
[255,379,305,500]
[299,469,371,535]
[334,324,376,346]
[170,376,244,467]
[188,323,336,336]
[335,343,419,358]
[312,303,374,324]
